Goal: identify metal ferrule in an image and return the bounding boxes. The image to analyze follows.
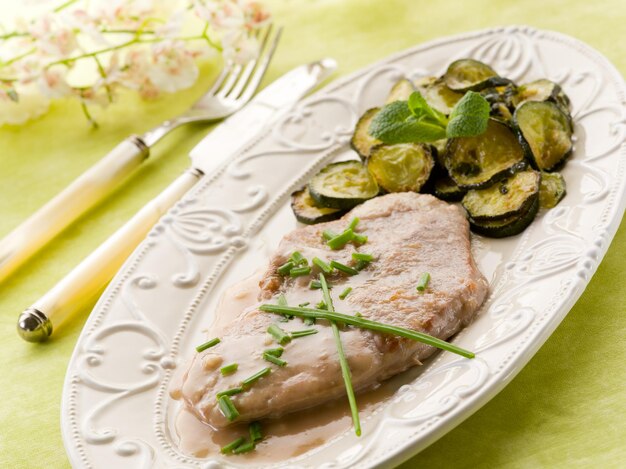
[17,308,52,343]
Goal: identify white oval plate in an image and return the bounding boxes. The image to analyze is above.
[62,26,626,469]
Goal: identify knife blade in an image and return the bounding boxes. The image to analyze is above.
[190,58,336,174]
[17,58,338,342]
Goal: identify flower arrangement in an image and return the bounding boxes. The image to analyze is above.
[0,0,270,126]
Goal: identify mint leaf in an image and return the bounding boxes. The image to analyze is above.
[369,101,447,144]
[408,91,447,127]
[446,91,490,138]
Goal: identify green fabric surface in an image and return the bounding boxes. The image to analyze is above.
[1,0,625,467]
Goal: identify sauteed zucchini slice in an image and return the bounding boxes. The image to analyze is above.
[443,119,526,189]
[415,77,463,115]
[469,197,539,238]
[309,161,379,210]
[512,79,571,112]
[385,78,415,104]
[462,170,540,221]
[514,101,573,171]
[444,59,511,92]
[291,187,345,225]
[539,172,566,209]
[367,143,434,193]
[351,108,381,160]
[433,176,467,202]
[481,84,517,122]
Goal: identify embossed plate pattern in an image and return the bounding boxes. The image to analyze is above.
[62,26,626,469]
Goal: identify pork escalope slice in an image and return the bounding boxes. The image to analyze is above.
[176,193,489,428]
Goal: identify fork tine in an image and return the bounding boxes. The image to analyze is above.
[207,61,233,96]
[225,26,271,99]
[216,63,243,98]
[237,26,282,103]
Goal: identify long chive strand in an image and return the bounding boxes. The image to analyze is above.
[319,273,361,437]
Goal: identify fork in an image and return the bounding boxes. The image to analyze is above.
[0,25,280,284]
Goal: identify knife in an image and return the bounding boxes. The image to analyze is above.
[17,59,337,342]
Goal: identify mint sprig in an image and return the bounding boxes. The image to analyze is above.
[369,90,490,144]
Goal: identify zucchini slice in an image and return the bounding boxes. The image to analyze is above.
[481,84,517,122]
[469,196,539,238]
[415,77,463,115]
[308,161,379,210]
[385,78,415,104]
[367,143,434,193]
[444,59,511,92]
[514,101,573,171]
[291,187,345,225]
[433,176,467,202]
[512,79,571,112]
[462,170,540,221]
[443,119,526,189]
[539,172,566,209]
[351,108,381,160]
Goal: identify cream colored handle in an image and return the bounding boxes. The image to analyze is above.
[25,169,201,338]
[0,137,149,283]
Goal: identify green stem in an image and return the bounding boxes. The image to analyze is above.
[80,101,98,128]
[0,31,28,40]
[93,55,113,103]
[258,304,476,359]
[54,0,79,12]
[319,273,361,437]
[2,47,36,68]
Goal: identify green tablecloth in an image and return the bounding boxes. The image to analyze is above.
[1,1,624,467]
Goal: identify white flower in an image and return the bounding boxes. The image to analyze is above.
[37,68,73,98]
[0,83,50,126]
[145,41,199,93]
[28,13,78,57]
[221,29,259,64]
[154,9,185,39]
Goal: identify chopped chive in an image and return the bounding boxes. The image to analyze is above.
[304,317,316,325]
[348,217,360,230]
[316,300,327,310]
[290,328,318,338]
[220,363,239,375]
[233,440,255,454]
[327,229,354,250]
[263,351,287,366]
[218,395,240,422]
[242,367,271,388]
[309,279,322,289]
[352,252,374,262]
[195,337,220,353]
[312,257,333,274]
[249,422,263,442]
[354,312,363,318]
[298,302,310,307]
[355,260,370,271]
[264,347,284,357]
[318,273,361,436]
[258,304,475,359]
[339,287,352,300]
[221,436,245,454]
[216,387,243,399]
[277,293,288,306]
[290,251,306,265]
[352,233,368,244]
[322,229,337,241]
[267,324,291,345]
[289,266,312,277]
[277,261,294,276]
[330,260,359,276]
[416,272,431,292]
